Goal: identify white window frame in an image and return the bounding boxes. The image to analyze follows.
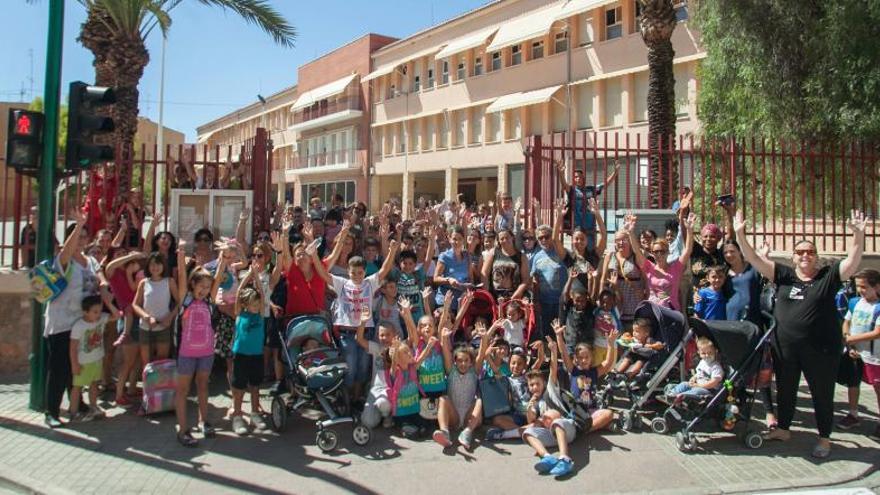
[441,60,450,85]
[473,56,484,76]
[605,6,623,40]
[511,45,522,66]
[531,40,544,60]
[413,75,421,92]
[427,67,435,88]
[456,57,466,80]
[633,1,643,33]
[490,52,502,71]
[554,31,569,54]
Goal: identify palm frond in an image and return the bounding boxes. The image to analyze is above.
[195,0,296,48]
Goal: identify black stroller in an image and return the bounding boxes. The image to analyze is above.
[268,315,371,452]
[596,301,687,431]
[669,316,776,452]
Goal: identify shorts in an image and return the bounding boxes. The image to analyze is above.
[140,327,172,345]
[522,418,576,447]
[178,355,215,376]
[73,361,102,387]
[864,362,880,385]
[118,318,140,344]
[623,349,654,363]
[232,353,263,390]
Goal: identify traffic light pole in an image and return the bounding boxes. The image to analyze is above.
[30,0,65,411]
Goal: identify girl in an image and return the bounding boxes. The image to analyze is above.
[401,297,448,407]
[592,289,622,367]
[434,327,483,450]
[386,338,431,438]
[357,311,399,429]
[132,252,180,364]
[230,270,267,435]
[500,300,527,349]
[210,240,247,389]
[174,240,223,447]
[105,247,145,407]
[840,269,880,439]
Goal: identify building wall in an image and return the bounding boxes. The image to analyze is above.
[135,117,185,153]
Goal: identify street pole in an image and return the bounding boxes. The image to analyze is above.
[155,35,167,214]
[30,0,65,411]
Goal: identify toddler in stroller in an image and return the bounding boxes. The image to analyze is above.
[267,314,372,452]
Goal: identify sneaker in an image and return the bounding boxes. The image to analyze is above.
[432,429,452,448]
[201,421,216,438]
[837,414,860,430]
[549,457,574,478]
[484,427,504,442]
[232,415,249,436]
[382,416,394,429]
[44,414,62,429]
[533,454,559,474]
[458,429,473,450]
[811,440,831,459]
[763,428,791,441]
[250,413,268,431]
[177,431,198,447]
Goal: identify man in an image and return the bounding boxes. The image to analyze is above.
[556,160,620,252]
[19,206,38,269]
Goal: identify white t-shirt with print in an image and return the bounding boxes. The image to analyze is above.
[502,319,526,348]
[845,298,880,365]
[331,274,379,328]
[70,314,109,364]
[694,359,724,389]
[367,341,389,392]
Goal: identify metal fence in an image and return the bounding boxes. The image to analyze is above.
[527,131,879,253]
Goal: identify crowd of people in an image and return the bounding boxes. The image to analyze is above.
[37,173,878,477]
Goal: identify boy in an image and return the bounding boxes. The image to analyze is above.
[363,238,382,276]
[694,266,728,320]
[559,268,596,352]
[374,277,404,338]
[395,246,434,324]
[310,226,399,402]
[70,295,120,421]
[840,269,880,439]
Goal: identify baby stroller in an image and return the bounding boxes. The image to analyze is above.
[671,313,776,452]
[268,314,371,452]
[459,289,498,344]
[597,301,687,431]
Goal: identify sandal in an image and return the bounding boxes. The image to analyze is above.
[177,431,198,447]
[811,441,831,459]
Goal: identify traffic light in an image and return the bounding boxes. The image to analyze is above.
[65,81,115,172]
[5,108,44,175]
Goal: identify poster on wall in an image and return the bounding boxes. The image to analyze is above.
[170,190,252,253]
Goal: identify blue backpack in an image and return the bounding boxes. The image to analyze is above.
[29,259,72,304]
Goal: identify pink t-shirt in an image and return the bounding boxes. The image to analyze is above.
[644,259,685,310]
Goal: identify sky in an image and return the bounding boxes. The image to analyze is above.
[1,0,490,142]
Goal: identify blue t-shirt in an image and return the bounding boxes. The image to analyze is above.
[530,248,569,305]
[570,186,598,251]
[726,265,761,323]
[569,366,599,409]
[233,311,265,355]
[696,287,727,321]
[435,249,471,306]
[394,267,425,322]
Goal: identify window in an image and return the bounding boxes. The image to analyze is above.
[470,107,484,144]
[388,83,397,99]
[674,65,690,116]
[413,75,421,92]
[604,77,623,127]
[454,111,466,146]
[427,67,435,88]
[511,45,522,66]
[438,115,449,148]
[441,60,449,84]
[528,105,543,136]
[554,31,569,54]
[579,16,594,46]
[407,122,417,151]
[490,52,502,71]
[397,124,405,154]
[301,181,355,209]
[674,1,688,21]
[473,56,483,76]
[506,110,522,140]
[552,103,567,132]
[456,56,466,80]
[633,1,643,33]
[605,6,622,40]
[488,112,501,142]
[413,60,422,91]
[634,71,649,122]
[424,118,435,151]
[531,41,544,60]
[576,84,594,129]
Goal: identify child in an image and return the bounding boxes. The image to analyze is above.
[501,300,527,349]
[616,318,664,378]
[310,221,399,402]
[374,278,404,338]
[69,295,121,422]
[132,252,180,364]
[694,266,728,320]
[395,244,435,324]
[476,322,512,378]
[667,337,723,403]
[840,269,880,438]
[401,294,448,420]
[230,271,267,435]
[386,338,432,438]
[299,337,328,368]
[363,238,382,276]
[592,289,622,368]
[357,311,399,429]
[433,327,483,450]
[174,240,222,447]
[485,341,545,441]
[559,268,596,352]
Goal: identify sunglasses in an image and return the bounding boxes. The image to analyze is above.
[794,249,816,256]
[522,237,535,241]
[196,236,212,243]
[253,252,266,259]
[651,249,667,255]
[537,235,550,241]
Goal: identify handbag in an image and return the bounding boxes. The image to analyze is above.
[29,259,72,303]
[835,350,863,388]
[479,375,512,418]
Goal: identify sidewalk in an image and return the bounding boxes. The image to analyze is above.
[0,373,877,495]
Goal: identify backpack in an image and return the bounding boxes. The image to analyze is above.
[29,258,72,303]
[178,295,217,355]
[548,383,593,433]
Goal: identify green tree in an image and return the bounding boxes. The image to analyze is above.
[28,96,68,164]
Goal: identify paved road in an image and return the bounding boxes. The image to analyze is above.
[0,373,877,495]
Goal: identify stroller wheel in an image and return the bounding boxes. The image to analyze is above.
[316,429,339,452]
[608,417,621,433]
[650,416,669,435]
[675,431,695,452]
[744,431,763,449]
[622,411,638,432]
[352,424,371,446]
[270,396,287,433]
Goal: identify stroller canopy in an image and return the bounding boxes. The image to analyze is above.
[286,314,332,348]
[633,301,686,346]
[688,318,762,371]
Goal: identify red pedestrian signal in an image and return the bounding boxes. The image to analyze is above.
[6,109,44,174]
[15,113,33,136]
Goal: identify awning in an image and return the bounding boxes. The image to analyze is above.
[364,44,446,82]
[551,0,617,21]
[434,26,499,60]
[486,85,562,113]
[290,74,357,111]
[196,130,215,144]
[485,6,557,52]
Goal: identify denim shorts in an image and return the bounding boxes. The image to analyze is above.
[337,329,371,386]
[178,355,214,376]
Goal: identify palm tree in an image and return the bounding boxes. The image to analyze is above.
[637,0,677,208]
[76,0,296,191]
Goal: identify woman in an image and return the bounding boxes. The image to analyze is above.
[191,228,217,266]
[43,210,102,427]
[734,209,866,458]
[601,229,647,327]
[279,225,327,319]
[623,212,695,311]
[567,198,608,289]
[723,240,762,324]
[465,227,483,280]
[434,225,475,311]
[481,228,530,302]
[150,230,178,278]
[518,229,539,261]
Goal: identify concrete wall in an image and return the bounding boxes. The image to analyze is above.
[0,270,33,375]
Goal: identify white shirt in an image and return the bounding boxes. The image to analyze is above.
[845,298,880,365]
[502,319,526,348]
[70,314,109,364]
[695,359,724,389]
[331,274,380,328]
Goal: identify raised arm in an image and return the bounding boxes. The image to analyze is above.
[176,240,188,301]
[547,337,559,386]
[355,313,371,351]
[678,213,696,266]
[306,239,333,286]
[733,210,776,280]
[440,327,454,373]
[105,251,145,277]
[398,297,418,347]
[554,159,570,191]
[323,220,352,270]
[424,226,438,267]
[602,160,622,189]
[530,340,545,370]
[552,320,573,373]
[552,198,566,256]
[840,209,867,281]
[589,198,607,256]
[111,217,128,248]
[597,329,619,377]
[236,207,251,250]
[235,268,255,317]
[480,248,495,288]
[59,209,87,270]
[376,239,400,281]
[415,336,438,366]
[622,213,647,270]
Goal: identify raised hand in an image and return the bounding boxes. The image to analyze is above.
[732,210,747,234]
[239,207,251,221]
[72,208,87,226]
[587,197,600,214]
[569,266,580,279]
[606,329,619,343]
[554,197,566,215]
[552,318,565,336]
[474,321,488,338]
[178,239,187,250]
[848,209,868,234]
[683,212,697,231]
[360,309,372,326]
[757,241,771,258]
[441,327,453,340]
[397,297,412,313]
[514,197,523,211]
[531,197,541,211]
[444,290,455,306]
[421,286,433,301]
[623,212,637,232]
[427,336,439,348]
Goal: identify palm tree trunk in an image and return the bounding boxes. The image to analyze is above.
[639,0,678,208]
[107,36,149,198]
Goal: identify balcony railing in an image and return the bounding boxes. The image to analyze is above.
[287,148,366,170]
[292,95,362,126]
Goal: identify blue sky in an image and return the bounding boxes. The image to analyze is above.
[1,0,489,141]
